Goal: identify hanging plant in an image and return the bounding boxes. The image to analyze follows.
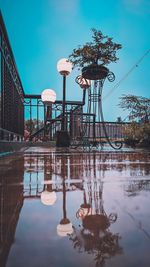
[69,28,122,80]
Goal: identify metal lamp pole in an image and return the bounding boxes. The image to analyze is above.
[56,58,73,147]
[62,75,66,131]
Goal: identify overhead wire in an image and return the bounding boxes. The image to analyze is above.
[103,49,150,102]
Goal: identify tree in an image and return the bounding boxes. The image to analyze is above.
[119,95,150,147]
[25,119,44,134]
[123,122,150,147]
[69,28,122,68]
[119,95,150,122]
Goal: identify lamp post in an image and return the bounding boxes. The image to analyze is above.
[41,89,56,140]
[56,58,73,147]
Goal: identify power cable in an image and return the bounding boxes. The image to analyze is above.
[103,49,150,101]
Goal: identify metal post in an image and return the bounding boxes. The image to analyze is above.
[63,179,67,219]
[93,114,96,141]
[44,104,46,139]
[29,99,32,135]
[61,75,66,131]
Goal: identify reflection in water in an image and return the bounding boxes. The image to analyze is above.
[23,151,150,184]
[0,149,150,267]
[70,178,122,267]
[56,156,74,237]
[0,157,24,267]
[57,178,74,237]
[40,156,57,206]
[41,187,57,206]
[124,180,150,197]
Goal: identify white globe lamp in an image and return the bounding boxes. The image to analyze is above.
[41,89,56,104]
[57,58,73,76]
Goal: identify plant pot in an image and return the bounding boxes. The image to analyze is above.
[82,64,109,80]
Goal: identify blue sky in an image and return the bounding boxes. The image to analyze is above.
[0,0,150,121]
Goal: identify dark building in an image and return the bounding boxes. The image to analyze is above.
[0,12,24,139]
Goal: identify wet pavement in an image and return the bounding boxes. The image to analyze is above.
[0,147,150,267]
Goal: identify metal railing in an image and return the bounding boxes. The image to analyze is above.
[0,127,24,141]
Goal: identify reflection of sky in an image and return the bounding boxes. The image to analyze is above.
[1,0,150,121]
[6,183,150,267]
[1,149,150,267]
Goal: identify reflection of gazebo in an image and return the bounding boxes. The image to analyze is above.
[70,179,122,267]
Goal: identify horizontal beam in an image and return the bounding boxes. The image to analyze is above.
[24,94,84,105]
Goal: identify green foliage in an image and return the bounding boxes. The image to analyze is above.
[123,122,150,147]
[119,94,150,147]
[69,28,122,68]
[25,119,44,134]
[119,95,150,121]
[124,122,143,141]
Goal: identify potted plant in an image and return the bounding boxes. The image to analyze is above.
[69,28,122,80]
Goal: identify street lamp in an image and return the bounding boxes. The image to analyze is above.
[56,58,73,147]
[41,89,56,140]
[41,89,56,104]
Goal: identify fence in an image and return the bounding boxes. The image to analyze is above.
[0,127,24,141]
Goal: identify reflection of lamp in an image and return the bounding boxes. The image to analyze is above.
[76,187,91,219]
[41,188,57,206]
[41,156,57,206]
[78,203,92,218]
[57,179,73,237]
[57,219,73,237]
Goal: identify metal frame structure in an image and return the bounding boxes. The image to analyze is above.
[75,67,123,149]
[24,91,86,141]
[24,88,128,148]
